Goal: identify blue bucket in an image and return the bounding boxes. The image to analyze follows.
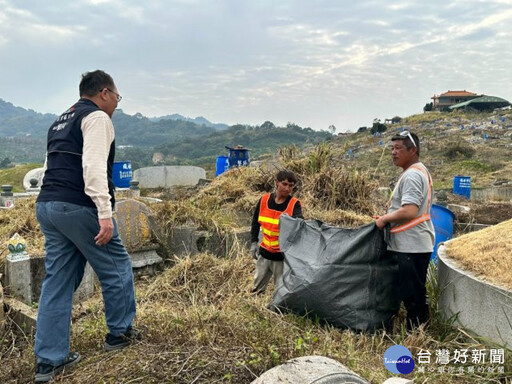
[430,204,455,262]
[215,156,230,177]
[112,161,132,188]
[453,175,471,199]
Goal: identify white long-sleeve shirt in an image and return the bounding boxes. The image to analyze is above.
[81,111,115,219]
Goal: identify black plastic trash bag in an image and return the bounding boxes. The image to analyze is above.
[270,215,400,332]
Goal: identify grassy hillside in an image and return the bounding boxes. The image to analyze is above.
[329,110,512,189]
[0,163,42,192]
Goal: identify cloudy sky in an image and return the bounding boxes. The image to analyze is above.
[1,0,511,132]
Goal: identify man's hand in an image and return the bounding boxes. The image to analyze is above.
[95,218,114,246]
[374,215,387,230]
[250,242,259,260]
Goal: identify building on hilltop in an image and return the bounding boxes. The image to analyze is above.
[431,90,479,111]
[449,95,511,111]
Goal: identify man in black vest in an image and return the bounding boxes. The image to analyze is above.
[34,70,138,383]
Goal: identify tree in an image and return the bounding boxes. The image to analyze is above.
[328,125,336,135]
[423,102,433,112]
[260,121,276,130]
[370,119,387,134]
[0,157,12,168]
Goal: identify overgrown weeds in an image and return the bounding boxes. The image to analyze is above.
[2,252,510,383]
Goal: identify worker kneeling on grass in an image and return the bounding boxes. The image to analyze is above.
[250,170,303,294]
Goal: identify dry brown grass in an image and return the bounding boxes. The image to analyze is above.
[2,141,512,383]
[0,198,43,269]
[446,219,512,290]
[2,251,510,383]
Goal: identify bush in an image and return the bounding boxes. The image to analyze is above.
[444,142,475,160]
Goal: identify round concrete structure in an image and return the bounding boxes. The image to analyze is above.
[22,167,45,190]
[250,356,368,384]
[438,243,512,349]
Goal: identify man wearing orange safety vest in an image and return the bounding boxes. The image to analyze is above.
[375,131,435,327]
[250,170,303,294]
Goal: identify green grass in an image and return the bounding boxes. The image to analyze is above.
[0,163,42,192]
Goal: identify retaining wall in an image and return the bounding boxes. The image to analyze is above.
[133,166,206,188]
[438,244,512,349]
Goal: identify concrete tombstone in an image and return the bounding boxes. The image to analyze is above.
[115,199,162,271]
[115,199,154,251]
[4,233,33,304]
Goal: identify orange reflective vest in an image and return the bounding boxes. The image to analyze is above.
[258,193,298,253]
[390,164,433,234]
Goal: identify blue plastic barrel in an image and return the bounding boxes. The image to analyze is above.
[430,204,455,262]
[215,156,230,177]
[226,146,250,168]
[112,161,132,188]
[453,175,471,198]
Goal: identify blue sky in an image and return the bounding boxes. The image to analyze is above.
[1,0,511,131]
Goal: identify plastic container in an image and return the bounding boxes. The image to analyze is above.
[430,204,455,262]
[453,175,471,199]
[215,156,230,177]
[112,161,132,188]
[225,146,250,168]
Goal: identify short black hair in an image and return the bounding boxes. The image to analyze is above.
[79,70,115,98]
[276,169,297,184]
[391,131,421,156]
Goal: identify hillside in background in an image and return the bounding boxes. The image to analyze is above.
[0,99,222,145]
[2,98,512,189]
[153,122,333,168]
[0,99,329,168]
[328,109,512,189]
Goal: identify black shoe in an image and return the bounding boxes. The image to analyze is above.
[104,326,141,351]
[35,352,81,383]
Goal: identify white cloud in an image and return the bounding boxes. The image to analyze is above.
[0,0,511,131]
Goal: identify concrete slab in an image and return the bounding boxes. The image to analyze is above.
[133,166,206,188]
[438,244,512,349]
[250,355,368,384]
[4,297,37,336]
[130,248,163,277]
[5,254,96,306]
[164,226,253,258]
[167,226,208,256]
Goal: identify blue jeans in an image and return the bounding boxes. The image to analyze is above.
[35,201,136,365]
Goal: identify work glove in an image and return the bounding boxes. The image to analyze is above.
[250,242,259,260]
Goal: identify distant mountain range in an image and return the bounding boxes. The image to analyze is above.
[0,98,228,141]
[148,113,228,130]
[0,98,333,168]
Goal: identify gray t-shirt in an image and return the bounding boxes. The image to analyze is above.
[387,162,435,253]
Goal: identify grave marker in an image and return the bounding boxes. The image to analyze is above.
[115,199,162,272]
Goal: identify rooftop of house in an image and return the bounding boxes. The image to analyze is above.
[432,90,478,98]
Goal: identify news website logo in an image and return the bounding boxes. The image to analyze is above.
[384,345,415,374]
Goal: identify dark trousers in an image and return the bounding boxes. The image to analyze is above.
[388,251,431,325]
